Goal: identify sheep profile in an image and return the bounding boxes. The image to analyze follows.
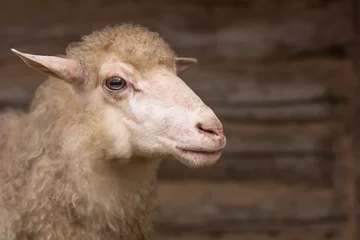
[0,23,226,240]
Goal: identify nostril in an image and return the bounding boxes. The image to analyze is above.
[196,123,221,136]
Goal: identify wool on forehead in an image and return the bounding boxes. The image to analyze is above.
[66,23,176,72]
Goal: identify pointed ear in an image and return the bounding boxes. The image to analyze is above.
[11,48,84,84]
[175,57,198,74]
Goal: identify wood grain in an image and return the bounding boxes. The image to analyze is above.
[0,0,352,62]
[156,229,344,240]
[158,122,335,184]
[154,181,343,232]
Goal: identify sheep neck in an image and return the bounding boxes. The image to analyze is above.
[17,126,161,239]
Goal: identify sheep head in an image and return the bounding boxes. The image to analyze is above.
[11,24,226,168]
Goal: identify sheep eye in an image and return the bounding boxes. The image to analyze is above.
[105,77,126,91]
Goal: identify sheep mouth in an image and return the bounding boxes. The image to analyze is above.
[176,147,222,156]
[173,146,223,167]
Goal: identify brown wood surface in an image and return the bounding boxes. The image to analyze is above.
[0,0,352,63]
[159,153,333,184]
[154,182,343,232]
[158,122,335,184]
[156,229,344,240]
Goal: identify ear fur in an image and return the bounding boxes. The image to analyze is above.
[175,57,198,74]
[11,48,84,84]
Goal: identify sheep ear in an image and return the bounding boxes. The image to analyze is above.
[175,57,197,74]
[11,48,84,84]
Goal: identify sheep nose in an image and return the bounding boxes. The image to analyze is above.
[195,122,224,138]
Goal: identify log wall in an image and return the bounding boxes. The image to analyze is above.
[0,0,356,239]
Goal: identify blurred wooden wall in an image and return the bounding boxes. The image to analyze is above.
[0,0,357,239]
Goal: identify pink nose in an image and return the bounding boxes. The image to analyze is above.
[195,122,224,138]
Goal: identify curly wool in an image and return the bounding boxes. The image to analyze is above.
[0,79,159,240]
[0,23,174,240]
[66,23,176,73]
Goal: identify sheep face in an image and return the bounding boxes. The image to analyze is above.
[95,57,226,167]
[11,47,225,168]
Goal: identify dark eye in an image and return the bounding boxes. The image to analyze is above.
[105,77,127,91]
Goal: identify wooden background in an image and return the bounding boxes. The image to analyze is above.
[0,0,357,239]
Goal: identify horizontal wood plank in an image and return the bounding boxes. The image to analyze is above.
[158,122,334,184]
[158,153,333,184]
[181,60,355,101]
[156,229,344,240]
[180,60,353,121]
[214,122,332,153]
[154,182,343,232]
[0,0,352,62]
[212,104,331,121]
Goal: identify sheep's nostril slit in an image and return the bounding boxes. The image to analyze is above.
[202,128,216,135]
[196,123,217,136]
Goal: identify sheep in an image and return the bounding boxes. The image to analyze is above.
[0,23,226,240]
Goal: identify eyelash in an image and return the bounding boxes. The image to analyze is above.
[102,77,141,94]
